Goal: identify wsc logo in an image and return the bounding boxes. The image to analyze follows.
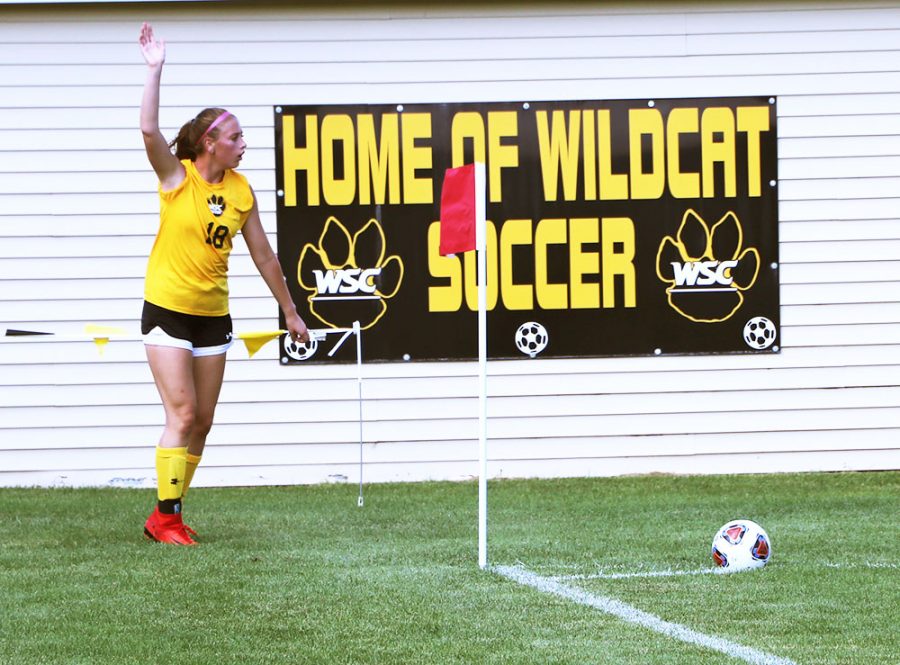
[297,216,404,330]
[655,210,760,323]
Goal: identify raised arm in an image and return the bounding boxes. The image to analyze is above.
[138,22,183,189]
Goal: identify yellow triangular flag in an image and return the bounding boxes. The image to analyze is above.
[85,324,127,336]
[237,330,284,358]
[84,324,126,356]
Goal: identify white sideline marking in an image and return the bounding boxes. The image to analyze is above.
[554,561,899,580]
[825,561,898,570]
[494,565,797,665]
[554,567,724,581]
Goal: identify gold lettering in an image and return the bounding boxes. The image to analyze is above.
[487,111,519,203]
[535,218,568,309]
[581,110,597,200]
[402,113,433,204]
[597,110,628,200]
[628,108,665,199]
[666,108,700,199]
[451,112,485,166]
[601,217,636,308]
[536,110,582,202]
[464,223,499,311]
[321,115,356,206]
[357,114,401,205]
[569,217,600,309]
[282,114,319,207]
[702,107,736,198]
[499,218,533,310]
[737,106,770,197]
[427,222,463,312]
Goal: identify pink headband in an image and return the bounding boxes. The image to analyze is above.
[197,111,232,147]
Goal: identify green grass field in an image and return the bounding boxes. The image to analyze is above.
[1,472,897,664]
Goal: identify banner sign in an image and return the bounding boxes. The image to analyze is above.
[274,97,779,364]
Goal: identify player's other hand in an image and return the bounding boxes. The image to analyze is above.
[286,310,310,344]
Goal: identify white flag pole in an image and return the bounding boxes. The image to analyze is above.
[474,162,488,570]
[354,320,364,508]
[320,323,365,507]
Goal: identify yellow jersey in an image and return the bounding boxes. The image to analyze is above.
[144,160,253,316]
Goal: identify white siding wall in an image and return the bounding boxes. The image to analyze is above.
[1,1,899,488]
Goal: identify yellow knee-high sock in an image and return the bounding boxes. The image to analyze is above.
[155,446,187,503]
[182,453,202,497]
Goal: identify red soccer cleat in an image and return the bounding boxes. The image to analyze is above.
[144,506,197,545]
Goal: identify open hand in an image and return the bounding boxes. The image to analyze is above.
[138,22,165,67]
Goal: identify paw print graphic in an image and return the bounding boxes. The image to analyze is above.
[207,195,225,217]
[297,216,404,330]
[655,209,760,323]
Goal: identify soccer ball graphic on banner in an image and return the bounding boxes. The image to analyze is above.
[283,334,318,361]
[515,322,549,358]
[743,316,777,350]
[711,519,771,572]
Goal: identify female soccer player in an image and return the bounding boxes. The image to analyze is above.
[138,22,309,544]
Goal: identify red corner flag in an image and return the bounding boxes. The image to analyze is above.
[440,161,489,568]
[439,164,478,255]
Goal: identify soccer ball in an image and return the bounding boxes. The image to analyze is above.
[283,334,318,361]
[515,321,549,357]
[743,316,777,350]
[711,519,771,572]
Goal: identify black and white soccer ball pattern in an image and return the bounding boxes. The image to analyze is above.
[743,316,777,350]
[283,334,318,361]
[515,321,549,357]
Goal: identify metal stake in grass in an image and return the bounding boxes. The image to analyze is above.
[324,321,365,507]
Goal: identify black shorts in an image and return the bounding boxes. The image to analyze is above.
[141,301,233,357]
